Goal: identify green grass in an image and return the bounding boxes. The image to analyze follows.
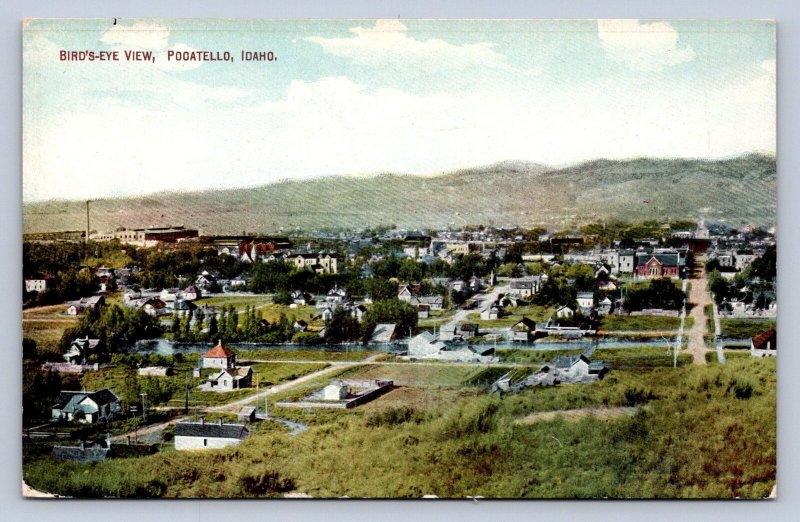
[497,347,690,368]
[600,314,692,332]
[340,363,485,387]
[705,304,715,339]
[237,349,377,362]
[719,319,776,339]
[193,295,274,310]
[25,358,776,499]
[705,350,754,364]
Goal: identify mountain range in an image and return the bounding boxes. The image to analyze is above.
[23,153,776,235]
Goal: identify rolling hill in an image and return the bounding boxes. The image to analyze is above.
[23,153,776,235]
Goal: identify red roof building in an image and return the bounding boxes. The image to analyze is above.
[202,341,237,369]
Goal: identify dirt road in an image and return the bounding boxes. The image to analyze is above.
[685,258,711,365]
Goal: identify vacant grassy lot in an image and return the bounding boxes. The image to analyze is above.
[23,321,70,357]
[341,364,485,387]
[238,349,377,362]
[25,358,776,499]
[193,294,274,311]
[600,314,693,332]
[720,318,776,339]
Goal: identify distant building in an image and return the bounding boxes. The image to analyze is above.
[635,252,680,279]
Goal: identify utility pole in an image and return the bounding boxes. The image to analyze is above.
[85,200,91,244]
[140,393,147,423]
[184,370,189,414]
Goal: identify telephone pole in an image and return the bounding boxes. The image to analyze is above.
[85,200,91,244]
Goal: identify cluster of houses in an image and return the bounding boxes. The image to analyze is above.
[407,331,497,362]
[123,285,203,317]
[492,354,610,393]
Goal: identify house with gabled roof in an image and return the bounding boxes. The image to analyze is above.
[51,389,121,424]
[63,336,101,364]
[510,317,537,342]
[556,305,574,319]
[204,366,253,391]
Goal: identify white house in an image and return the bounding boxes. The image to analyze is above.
[556,305,574,319]
[51,389,121,424]
[174,419,249,450]
[576,292,594,311]
[203,367,253,391]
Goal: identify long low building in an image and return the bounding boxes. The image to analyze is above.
[174,419,249,450]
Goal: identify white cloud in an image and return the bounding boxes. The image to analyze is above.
[597,19,695,71]
[305,19,510,71]
[23,68,776,201]
[100,21,170,50]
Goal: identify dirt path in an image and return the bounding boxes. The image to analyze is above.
[685,258,711,365]
[110,416,190,443]
[207,362,357,413]
[515,406,640,425]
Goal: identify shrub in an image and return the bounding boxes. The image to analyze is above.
[238,469,295,496]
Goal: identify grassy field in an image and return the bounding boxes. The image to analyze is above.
[497,346,692,368]
[339,364,487,387]
[237,349,377,362]
[705,350,754,364]
[719,318,776,339]
[193,294,274,310]
[23,320,71,357]
[705,304,715,339]
[25,357,776,499]
[600,314,693,332]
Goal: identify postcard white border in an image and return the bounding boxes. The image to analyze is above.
[4,1,796,521]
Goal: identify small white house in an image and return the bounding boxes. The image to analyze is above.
[174,419,249,450]
[556,305,574,319]
[323,381,350,400]
[576,292,594,310]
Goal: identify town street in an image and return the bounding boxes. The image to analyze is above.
[684,257,711,365]
[438,283,509,340]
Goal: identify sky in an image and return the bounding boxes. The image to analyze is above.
[23,19,775,202]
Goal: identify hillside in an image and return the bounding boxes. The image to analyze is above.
[23,154,776,235]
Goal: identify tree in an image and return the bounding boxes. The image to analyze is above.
[208,313,219,339]
[273,290,293,305]
[324,307,363,343]
[364,299,418,337]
